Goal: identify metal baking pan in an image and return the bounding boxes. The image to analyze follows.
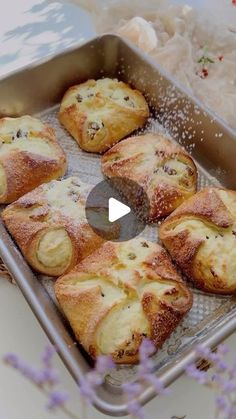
[0,34,236,416]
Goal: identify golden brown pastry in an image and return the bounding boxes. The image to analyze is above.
[0,116,67,203]
[102,133,197,221]
[159,187,236,294]
[55,238,193,364]
[58,78,149,153]
[2,177,110,277]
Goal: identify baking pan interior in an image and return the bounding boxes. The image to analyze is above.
[0,34,236,416]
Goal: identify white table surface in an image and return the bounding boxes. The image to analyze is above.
[0,1,235,418]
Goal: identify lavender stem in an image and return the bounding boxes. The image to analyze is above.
[37,385,80,419]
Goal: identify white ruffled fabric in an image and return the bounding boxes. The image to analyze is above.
[118,17,159,52]
[117,6,236,131]
[74,0,236,131]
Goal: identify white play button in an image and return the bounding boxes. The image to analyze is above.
[108,198,131,223]
[85,178,148,241]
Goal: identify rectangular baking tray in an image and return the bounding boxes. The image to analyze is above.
[0,34,236,416]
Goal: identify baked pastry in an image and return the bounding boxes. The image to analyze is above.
[159,187,236,294]
[2,177,111,277]
[58,78,149,153]
[55,238,193,364]
[102,133,197,221]
[0,115,67,203]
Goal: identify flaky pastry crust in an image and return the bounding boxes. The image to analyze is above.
[102,133,197,221]
[59,78,149,153]
[55,238,192,363]
[160,187,236,294]
[0,115,67,203]
[2,177,106,276]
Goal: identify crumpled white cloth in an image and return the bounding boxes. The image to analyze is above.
[78,0,236,131]
[118,17,158,52]
[117,6,236,131]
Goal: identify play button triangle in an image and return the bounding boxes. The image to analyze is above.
[108,197,131,223]
[85,178,148,242]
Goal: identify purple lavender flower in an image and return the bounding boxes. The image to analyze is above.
[228,406,236,419]
[138,339,170,395]
[122,339,169,419]
[79,372,103,401]
[138,339,156,376]
[79,355,115,403]
[221,379,236,394]
[3,346,66,415]
[186,344,236,419]
[42,345,56,369]
[215,395,228,411]
[22,366,47,386]
[139,339,156,361]
[95,355,115,374]
[144,373,170,396]
[40,368,59,386]
[228,359,236,379]
[126,398,145,419]
[195,344,228,372]
[208,353,228,372]
[212,357,228,372]
[217,344,230,357]
[220,404,236,419]
[40,345,59,386]
[122,382,144,419]
[195,344,211,358]
[122,382,143,397]
[212,372,224,386]
[47,390,69,410]
[4,353,19,367]
[4,349,60,387]
[185,364,209,384]
[4,353,45,386]
[79,376,95,401]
